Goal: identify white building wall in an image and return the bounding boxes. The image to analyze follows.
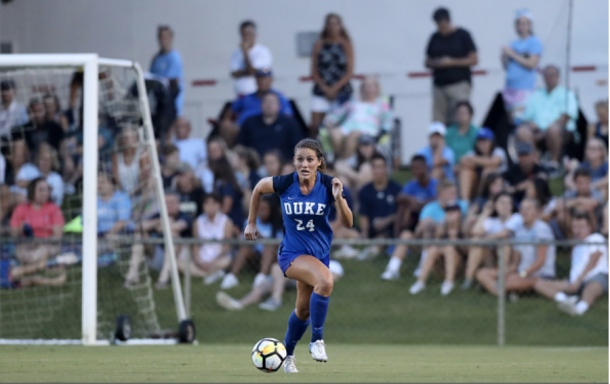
[1,0,607,163]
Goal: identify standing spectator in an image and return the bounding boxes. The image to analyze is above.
[236,92,303,161]
[396,155,438,234]
[10,177,64,265]
[588,100,608,147]
[325,76,393,159]
[210,156,244,232]
[425,7,478,125]
[535,211,608,316]
[172,117,207,173]
[516,65,579,170]
[150,25,184,117]
[358,154,402,259]
[23,98,64,154]
[0,80,28,139]
[230,20,272,97]
[458,128,508,202]
[112,127,146,196]
[445,101,478,164]
[220,69,292,146]
[335,134,379,192]
[417,122,456,181]
[501,9,543,123]
[564,138,608,194]
[502,142,549,207]
[16,144,64,207]
[310,13,354,136]
[477,198,556,296]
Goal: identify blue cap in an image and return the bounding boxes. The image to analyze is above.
[255,68,273,77]
[476,127,495,141]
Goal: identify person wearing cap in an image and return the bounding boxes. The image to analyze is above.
[425,7,478,125]
[230,20,272,97]
[0,80,28,139]
[445,101,479,164]
[501,9,543,124]
[517,65,579,170]
[458,127,508,202]
[502,141,550,206]
[220,67,292,146]
[417,122,456,181]
[324,76,393,160]
[237,92,303,161]
[150,25,184,117]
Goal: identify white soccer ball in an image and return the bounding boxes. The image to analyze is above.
[251,338,287,373]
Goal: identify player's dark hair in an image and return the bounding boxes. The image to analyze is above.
[294,139,326,172]
[433,7,451,22]
[240,20,256,32]
[573,167,591,181]
[27,177,50,203]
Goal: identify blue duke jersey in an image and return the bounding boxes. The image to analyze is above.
[272,171,335,260]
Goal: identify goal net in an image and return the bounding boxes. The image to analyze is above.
[0,55,186,345]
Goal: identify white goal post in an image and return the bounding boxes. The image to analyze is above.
[0,54,187,345]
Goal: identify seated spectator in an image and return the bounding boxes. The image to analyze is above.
[236,92,303,161]
[325,76,392,159]
[358,154,402,260]
[281,163,296,175]
[516,65,579,170]
[210,156,244,232]
[10,177,64,265]
[417,122,456,181]
[381,179,467,280]
[309,13,354,136]
[445,101,478,164]
[23,98,64,154]
[173,117,207,173]
[335,134,378,192]
[477,198,556,295]
[463,192,516,289]
[97,173,132,239]
[234,146,261,216]
[175,164,205,218]
[112,127,147,196]
[206,136,236,187]
[160,143,181,189]
[42,93,68,131]
[230,20,272,97]
[220,68,292,146]
[260,149,283,178]
[458,128,508,202]
[326,162,359,259]
[216,260,343,311]
[534,211,607,316]
[544,168,604,239]
[15,144,64,207]
[409,202,466,295]
[190,193,232,284]
[502,142,549,207]
[470,172,507,214]
[125,191,192,289]
[2,140,29,217]
[501,9,542,123]
[0,253,67,289]
[0,80,28,139]
[220,195,282,290]
[396,155,437,234]
[564,137,608,195]
[588,100,608,147]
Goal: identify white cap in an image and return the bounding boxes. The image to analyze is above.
[515,9,533,22]
[428,122,446,137]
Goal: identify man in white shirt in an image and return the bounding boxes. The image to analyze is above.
[230,20,272,96]
[172,117,207,172]
[535,211,608,316]
[0,80,28,138]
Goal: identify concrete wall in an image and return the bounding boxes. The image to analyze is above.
[1,0,607,162]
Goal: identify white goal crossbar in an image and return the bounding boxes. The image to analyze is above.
[0,54,187,345]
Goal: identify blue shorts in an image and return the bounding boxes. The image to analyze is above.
[278,253,330,276]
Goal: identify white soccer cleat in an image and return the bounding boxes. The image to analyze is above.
[252,273,267,288]
[204,270,226,285]
[309,339,328,362]
[381,269,400,281]
[440,281,454,296]
[557,297,581,316]
[284,355,299,373]
[219,273,239,289]
[332,245,359,259]
[409,281,426,295]
[215,291,243,311]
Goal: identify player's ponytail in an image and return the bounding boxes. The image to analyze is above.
[294,139,326,172]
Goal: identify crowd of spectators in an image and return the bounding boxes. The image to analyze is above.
[0,7,607,318]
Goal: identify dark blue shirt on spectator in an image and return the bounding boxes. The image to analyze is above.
[232,90,292,126]
[151,211,193,238]
[237,114,304,161]
[402,178,438,203]
[216,180,244,228]
[358,180,402,237]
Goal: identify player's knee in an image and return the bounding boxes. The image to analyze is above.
[316,275,334,296]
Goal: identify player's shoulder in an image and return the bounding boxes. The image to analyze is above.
[272,173,296,195]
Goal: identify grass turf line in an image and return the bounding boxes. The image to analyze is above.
[0,345,606,383]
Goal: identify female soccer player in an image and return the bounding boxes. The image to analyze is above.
[245,139,353,373]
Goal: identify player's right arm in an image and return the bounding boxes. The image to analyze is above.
[244,177,275,241]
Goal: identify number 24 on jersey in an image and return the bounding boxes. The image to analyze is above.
[295,219,315,232]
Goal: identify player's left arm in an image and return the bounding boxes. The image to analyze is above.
[332,178,353,229]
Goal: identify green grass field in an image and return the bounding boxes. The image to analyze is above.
[0,345,606,382]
